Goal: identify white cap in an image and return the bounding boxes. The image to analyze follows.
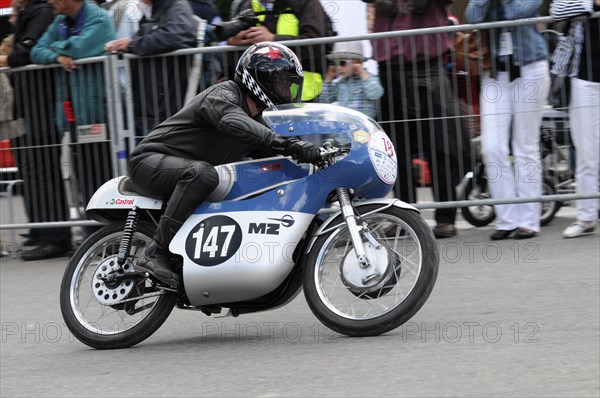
[327,41,367,62]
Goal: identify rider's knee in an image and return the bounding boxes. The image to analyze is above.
[184,162,219,190]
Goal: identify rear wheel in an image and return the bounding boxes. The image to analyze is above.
[60,221,177,349]
[303,205,439,337]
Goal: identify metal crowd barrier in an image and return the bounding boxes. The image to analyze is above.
[1,14,599,239]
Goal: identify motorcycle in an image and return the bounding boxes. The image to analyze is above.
[60,103,439,349]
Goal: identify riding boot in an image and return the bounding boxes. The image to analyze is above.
[137,216,183,287]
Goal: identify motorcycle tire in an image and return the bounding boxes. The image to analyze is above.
[460,178,496,227]
[540,176,561,226]
[303,205,438,337]
[60,221,177,349]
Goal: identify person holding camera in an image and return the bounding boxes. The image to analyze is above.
[129,42,321,287]
[320,41,383,119]
[224,0,331,102]
[364,0,472,239]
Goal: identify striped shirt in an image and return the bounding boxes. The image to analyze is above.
[320,73,384,119]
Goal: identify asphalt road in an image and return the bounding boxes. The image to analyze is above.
[1,208,599,397]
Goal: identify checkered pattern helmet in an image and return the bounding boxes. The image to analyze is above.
[235,42,304,109]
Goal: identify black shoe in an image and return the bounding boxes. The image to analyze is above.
[21,242,72,261]
[514,228,537,240]
[490,229,517,240]
[432,223,457,239]
[136,242,181,287]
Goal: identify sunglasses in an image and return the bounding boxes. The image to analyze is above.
[334,60,350,67]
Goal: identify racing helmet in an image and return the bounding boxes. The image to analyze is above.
[234,42,304,109]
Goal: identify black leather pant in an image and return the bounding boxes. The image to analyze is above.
[129,153,219,248]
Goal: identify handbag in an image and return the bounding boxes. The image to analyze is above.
[454,29,491,76]
[550,20,584,78]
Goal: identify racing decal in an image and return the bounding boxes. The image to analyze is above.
[248,215,296,235]
[105,197,136,206]
[353,130,370,144]
[185,216,243,266]
[368,130,398,185]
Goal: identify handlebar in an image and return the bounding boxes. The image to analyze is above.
[317,142,342,167]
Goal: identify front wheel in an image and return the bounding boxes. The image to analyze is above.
[460,177,496,227]
[60,221,177,349]
[540,176,561,226]
[303,205,439,337]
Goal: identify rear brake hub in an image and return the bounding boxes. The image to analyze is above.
[92,256,137,305]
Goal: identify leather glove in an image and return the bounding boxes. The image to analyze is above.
[271,136,321,164]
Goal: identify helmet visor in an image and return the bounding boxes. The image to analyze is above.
[270,74,303,104]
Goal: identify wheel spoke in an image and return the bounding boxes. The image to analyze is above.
[80,287,96,317]
[69,230,161,336]
[313,211,428,321]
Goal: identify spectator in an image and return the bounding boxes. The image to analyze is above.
[31,0,117,242]
[1,0,73,261]
[104,0,198,138]
[550,0,599,238]
[364,0,472,239]
[467,0,550,240]
[128,42,319,286]
[102,0,147,104]
[226,0,331,102]
[320,40,383,119]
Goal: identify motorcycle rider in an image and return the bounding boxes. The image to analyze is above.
[128,42,321,287]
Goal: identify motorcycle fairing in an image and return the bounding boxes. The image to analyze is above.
[170,210,315,306]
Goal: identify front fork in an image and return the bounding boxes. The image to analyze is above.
[336,188,381,268]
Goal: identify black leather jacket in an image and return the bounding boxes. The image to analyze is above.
[130,81,278,166]
[127,0,198,56]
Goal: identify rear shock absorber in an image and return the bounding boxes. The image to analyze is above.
[118,206,139,266]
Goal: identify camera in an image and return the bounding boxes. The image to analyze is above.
[213,9,259,42]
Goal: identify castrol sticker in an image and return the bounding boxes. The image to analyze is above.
[106,197,136,206]
[368,131,398,185]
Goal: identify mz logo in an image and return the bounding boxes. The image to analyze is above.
[248,215,295,235]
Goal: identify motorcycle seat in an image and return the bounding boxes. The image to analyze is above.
[118,176,148,196]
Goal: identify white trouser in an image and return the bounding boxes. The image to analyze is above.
[569,77,600,222]
[480,60,551,232]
